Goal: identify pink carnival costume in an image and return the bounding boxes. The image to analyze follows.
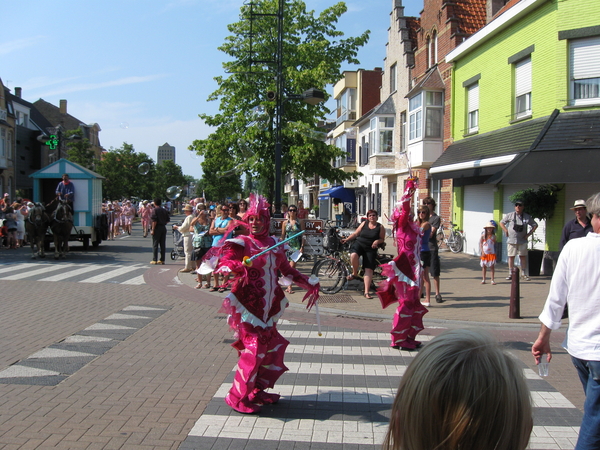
[377,178,427,350]
[212,194,319,414]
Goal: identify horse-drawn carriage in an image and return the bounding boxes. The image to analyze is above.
[29,159,108,257]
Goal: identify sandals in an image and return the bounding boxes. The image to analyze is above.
[218,286,228,293]
[209,286,219,292]
[364,293,373,299]
[194,283,202,289]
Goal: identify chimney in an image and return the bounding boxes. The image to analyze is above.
[15,87,22,98]
[60,99,67,114]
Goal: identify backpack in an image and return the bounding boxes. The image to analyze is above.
[323,227,340,252]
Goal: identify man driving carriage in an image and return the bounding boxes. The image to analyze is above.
[55,174,74,211]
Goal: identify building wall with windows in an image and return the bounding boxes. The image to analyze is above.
[157,143,176,165]
[408,0,487,222]
[373,0,418,222]
[0,79,16,200]
[449,0,600,138]
[436,0,600,261]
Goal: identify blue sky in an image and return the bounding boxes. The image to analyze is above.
[1,0,422,180]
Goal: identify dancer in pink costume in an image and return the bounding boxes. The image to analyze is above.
[211,194,320,414]
[377,178,428,350]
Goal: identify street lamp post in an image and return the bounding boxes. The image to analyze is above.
[271,1,325,218]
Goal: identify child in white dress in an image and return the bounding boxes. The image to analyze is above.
[480,221,497,285]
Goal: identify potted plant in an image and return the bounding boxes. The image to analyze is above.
[508,184,560,276]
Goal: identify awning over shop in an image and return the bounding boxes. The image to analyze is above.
[432,109,600,185]
[318,186,356,203]
[486,109,600,184]
[430,115,549,182]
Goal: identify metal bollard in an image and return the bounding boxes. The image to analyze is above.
[509,267,521,319]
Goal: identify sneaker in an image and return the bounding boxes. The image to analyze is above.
[157,261,165,265]
[522,275,531,281]
[506,275,512,280]
[435,294,444,303]
[421,302,430,307]
[150,261,157,265]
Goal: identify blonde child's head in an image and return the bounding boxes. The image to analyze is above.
[384,329,532,450]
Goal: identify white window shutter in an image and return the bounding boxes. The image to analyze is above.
[515,58,532,96]
[571,36,600,79]
[468,83,479,112]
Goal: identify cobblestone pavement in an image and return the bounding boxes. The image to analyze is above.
[0,233,585,449]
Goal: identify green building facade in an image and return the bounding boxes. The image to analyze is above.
[430,0,600,273]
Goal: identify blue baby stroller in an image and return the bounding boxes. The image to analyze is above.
[170,223,185,260]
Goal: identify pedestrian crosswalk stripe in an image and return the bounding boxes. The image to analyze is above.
[104,313,153,320]
[29,348,96,359]
[189,416,388,445]
[122,305,165,311]
[63,335,113,343]
[0,305,170,385]
[2,263,78,280]
[83,323,136,331]
[0,263,39,274]
[0,366,61,378]
[0,262,147,285]
[79,265,145,283]
[187,415,579,449]
[121,274,145,285]
[180,325,582,450]
[39,265,99,281]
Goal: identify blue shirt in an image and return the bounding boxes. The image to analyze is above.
[560,218,593,250]
[56,181,75,202]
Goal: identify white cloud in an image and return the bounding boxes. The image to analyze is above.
[0,36,45,55]
[101,118,212,179]
[38,74,167,97]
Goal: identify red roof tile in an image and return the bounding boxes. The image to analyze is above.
[452,0,488,35]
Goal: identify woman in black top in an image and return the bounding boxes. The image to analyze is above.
[341,209,386,299]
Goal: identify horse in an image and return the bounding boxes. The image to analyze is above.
[49,199,73,259]
[24,203,50,259]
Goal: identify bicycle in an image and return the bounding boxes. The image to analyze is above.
[311,228,393,294]
[437,221,464,253]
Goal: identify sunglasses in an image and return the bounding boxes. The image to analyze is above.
[288,209,297,212]
[515,203,523,207]
[419,211,428,214]
[221,208,230,212]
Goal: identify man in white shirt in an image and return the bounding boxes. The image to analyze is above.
[173,204,195,273]
[532,192,600,450]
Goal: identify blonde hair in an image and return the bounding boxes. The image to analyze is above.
[384,329,532,450]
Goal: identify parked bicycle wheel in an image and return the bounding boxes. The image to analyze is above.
[448,231,463,253]
[312,258,346,294]
[436,229,445,249]
[371,254,393,289]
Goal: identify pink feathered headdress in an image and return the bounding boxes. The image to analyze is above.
[244,193,271,237]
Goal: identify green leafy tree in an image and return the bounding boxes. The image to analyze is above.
[65,128,96,170]
[509,185,561,221]
[189,0,368,203]
[153,160,188,201]
[197,145,243,202]
[96,143,156,200]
